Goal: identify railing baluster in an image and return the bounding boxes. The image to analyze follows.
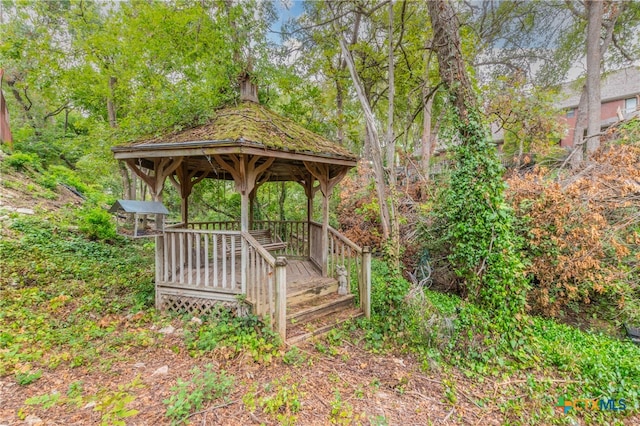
[231,235,236,290]
[222,235,227,289]
[196,234,201,287]
[163,234,173,282]
[171,233,176,282]
[204,234,209,287]
[213,234,219,288]
[179,233,185,284]
[187,233,193,285]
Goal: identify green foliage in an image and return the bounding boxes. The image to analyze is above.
[184,310,280,363]
[78,206,117,241]
[257,377,302,425]
[3,152,43,172]
[0,214,154,375]
[422,105,528,322]
[15,370,42,385]
[23,377,143,425]
[369,259,410,319]
[282,346,307,366]
[329,389,358,424]
[164,365,234,425]
[94,378,143,426]
[364,278,640,418]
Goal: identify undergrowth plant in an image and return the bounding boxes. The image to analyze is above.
[184,309,280,363]
[164,365,234,425]
[0,214,154,375]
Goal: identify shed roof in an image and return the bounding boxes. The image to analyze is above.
[113,101,356,162]
[109,200,170,215]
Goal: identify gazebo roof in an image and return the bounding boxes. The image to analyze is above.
[112,101,356,164]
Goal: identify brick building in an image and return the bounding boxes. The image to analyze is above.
[557,66,640,147]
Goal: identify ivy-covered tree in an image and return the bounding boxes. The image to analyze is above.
[426,0,528,318]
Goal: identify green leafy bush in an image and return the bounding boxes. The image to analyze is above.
[369,259,410,319]
[185,310,280,363]
[15,370,42,385]
[78,207,116,241]
[4,152,42,172]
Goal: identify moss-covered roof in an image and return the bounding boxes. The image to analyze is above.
[125,101,356,160]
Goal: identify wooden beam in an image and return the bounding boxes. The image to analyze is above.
[114,145,357,167]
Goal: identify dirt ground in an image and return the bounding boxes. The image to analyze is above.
[0,328,515,425]
[2,321,639,426]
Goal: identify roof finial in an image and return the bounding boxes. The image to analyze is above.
[239,71,259,103]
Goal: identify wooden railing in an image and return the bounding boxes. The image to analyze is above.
[243,232,287,338]
[252,220,309,257]
[177,221,308,257]
[309,222,323,270]
[158,229,242,293]
[327,226,371,317]
[310,222,371,318]
[155,227,287,338]
[186,221,240,231]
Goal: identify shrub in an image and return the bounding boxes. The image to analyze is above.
[4,152,42,172]
[78,207,116,241]
[507,140,640,323]
[370,259,410,319]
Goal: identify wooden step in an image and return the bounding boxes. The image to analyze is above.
[287,293,355,323]
[286,309,364,345]
[287,278,338,308]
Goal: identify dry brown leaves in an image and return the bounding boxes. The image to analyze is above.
[507,141,640,318]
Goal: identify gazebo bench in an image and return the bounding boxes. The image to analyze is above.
[207,229,287,259]
[248,229,287,252]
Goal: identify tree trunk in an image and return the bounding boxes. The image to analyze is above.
[585,0,603,154]
[570,1,623,167]
[386,1,400,265]
[336,28,392,240]
[279,181,287,222]
[570,88,587,168]
[335,78,344,144]
[426,1,476,132]
[107,76,117,128]
[421,91,434,177]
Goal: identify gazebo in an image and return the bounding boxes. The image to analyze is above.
[111,81,371,341]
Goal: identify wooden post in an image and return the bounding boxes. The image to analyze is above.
[303,163,349,278]
[321,190,329,276]
[155,234,164,310]
[240,191,249,232]
[362,246,371,319]
[249,190,256,231]
[274,256,287,342]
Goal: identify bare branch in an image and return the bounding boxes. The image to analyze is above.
[564,0,586,20]
[611,32,635,62]
[44,101,70,121]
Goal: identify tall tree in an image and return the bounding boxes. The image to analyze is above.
[426,0,527,316]
[567,1,624,166]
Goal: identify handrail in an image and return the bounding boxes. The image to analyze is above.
[327,226,362,254]
[242,231,276,267]
[165,228,241,235]
[166,222,185,229]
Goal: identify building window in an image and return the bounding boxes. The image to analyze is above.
[625,97,638,114]
[566,108,575,118]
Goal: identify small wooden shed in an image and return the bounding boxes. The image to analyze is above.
[111,80,370,342]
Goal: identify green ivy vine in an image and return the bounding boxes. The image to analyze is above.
[434,102,529,322]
